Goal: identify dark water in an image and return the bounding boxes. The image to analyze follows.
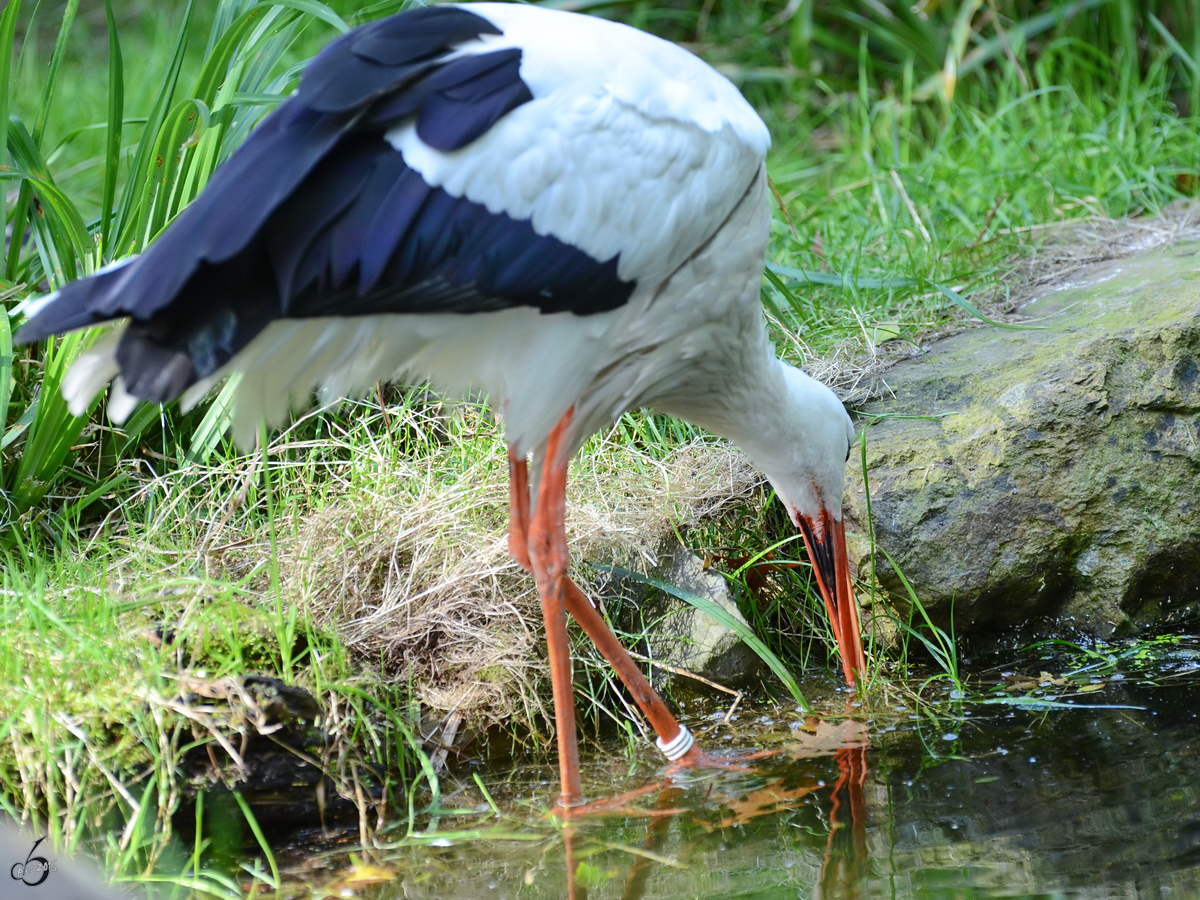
[287,635,1200,899]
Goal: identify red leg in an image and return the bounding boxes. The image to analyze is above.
[508,447,532,571]
[527,411,584,808]
[563,580,702,765]
[509,444,703,771]
[512,450,700,764]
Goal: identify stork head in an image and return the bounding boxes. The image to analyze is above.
[742,362,866,686]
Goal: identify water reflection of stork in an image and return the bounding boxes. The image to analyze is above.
[555,718,870,899]
[17,3,867,815]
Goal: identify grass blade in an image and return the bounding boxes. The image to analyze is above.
[3,0,80,280]
[5,120,91,273]
[979,696,1144,711]
[9,329,95,510]
[597,564,810,710]
[0,301,10,488]
[232,791,280,890]
[761,266,798,318]
[31,0,80,146]
[1148,13,1200,81]
[185,373,241,464]
[0,374,35,450]
[100,0,124,258]
[768,262,918,290]
[272,0,349,34]
[193,7,278,106]
[875,544,960,688]
[0,0,22,248]
[111,0,196,256]
[933,282,1038,330]
[144,98,209,242]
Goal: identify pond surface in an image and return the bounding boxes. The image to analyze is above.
[283,635,1200,899]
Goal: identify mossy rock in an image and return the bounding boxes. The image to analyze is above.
[844,238,1200,636]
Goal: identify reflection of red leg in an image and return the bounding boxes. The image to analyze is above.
[621,787,683,900]
[508,447,702,766]
[527,411,583,808]
[563,823,583,900]
[822,742,869,897]
[848,745,867,859]
[825,751,848,850]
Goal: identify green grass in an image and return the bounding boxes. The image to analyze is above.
[0,494,430,895]
[4,0,1200,893]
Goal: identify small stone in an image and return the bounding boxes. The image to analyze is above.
[624,539,764,689]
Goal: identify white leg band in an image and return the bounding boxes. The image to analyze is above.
[656,725,695,762]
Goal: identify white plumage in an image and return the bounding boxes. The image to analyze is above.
[391,4,768,286]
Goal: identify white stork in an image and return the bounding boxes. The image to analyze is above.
[17,3,866,808]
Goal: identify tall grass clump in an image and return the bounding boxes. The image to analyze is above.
[0,0,356,537]
[0,1,430,892]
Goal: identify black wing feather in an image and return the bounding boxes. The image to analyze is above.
[415,49,529,151]
[358,167,432,289]
[15,5,636,407]
[299,7,496,112]
[128,105,353,305]
[265,138,380,311]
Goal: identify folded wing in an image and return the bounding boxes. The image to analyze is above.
[16,6,634,404]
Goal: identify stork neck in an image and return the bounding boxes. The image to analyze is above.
[699,355,796,455]
[692,351,851,521]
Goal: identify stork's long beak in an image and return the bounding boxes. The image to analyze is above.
[798,508,867,686]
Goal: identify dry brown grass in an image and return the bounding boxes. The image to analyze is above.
[1005,199,1200,299]
[272,409,762,730]
[79,400,763,732]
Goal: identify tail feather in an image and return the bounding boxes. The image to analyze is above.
[108,376,140,424]
[56,325,142,425]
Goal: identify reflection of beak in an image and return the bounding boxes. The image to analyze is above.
[798,508,867,686]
